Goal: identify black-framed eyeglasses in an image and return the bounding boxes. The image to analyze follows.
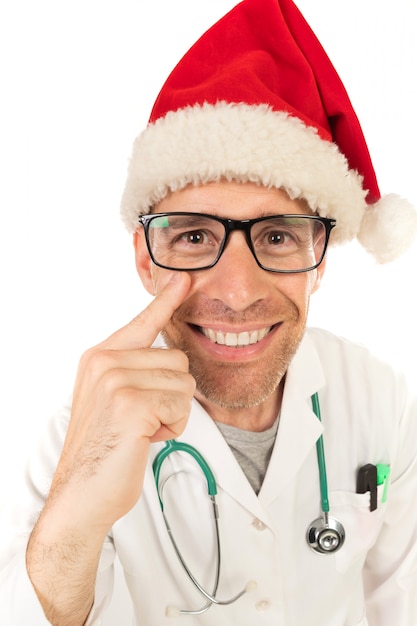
[138,212,336,273]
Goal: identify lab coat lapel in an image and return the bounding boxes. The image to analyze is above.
[179,401,267,520]
[152,334,259,514]
[259,332,325,507]
[177,332,326,522]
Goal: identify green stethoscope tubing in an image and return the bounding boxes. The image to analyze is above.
[153,440,217,511]
[311,391,330,513]
[151,392,341,615]
[153,392,329,514]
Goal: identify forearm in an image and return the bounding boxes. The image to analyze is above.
[26,508,106,626]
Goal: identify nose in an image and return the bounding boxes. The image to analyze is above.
[197,232,271,312]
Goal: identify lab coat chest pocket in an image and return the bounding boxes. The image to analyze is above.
[330,486,386,574]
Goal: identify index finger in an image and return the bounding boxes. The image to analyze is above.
[104,271,192,350]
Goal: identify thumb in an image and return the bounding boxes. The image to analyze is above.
[105,272,192,350]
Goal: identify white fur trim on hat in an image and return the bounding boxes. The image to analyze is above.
[120,101,415,261]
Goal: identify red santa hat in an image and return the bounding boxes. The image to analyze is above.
[120,0,417,263]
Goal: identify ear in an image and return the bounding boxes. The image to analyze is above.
[311,255,327,294]
[133,230,155,295]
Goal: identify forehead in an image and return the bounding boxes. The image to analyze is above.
[155,181,312,218]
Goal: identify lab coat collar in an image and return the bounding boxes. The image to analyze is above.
[259,331,325,507]
[176,331,326,525]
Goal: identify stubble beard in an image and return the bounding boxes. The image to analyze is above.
[161,303,305,410]
[187,339,301,409]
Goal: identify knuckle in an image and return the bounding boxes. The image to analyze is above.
[80,347,116,377]
[153,389,192,423]
[110,385,137,412]
[168,348,190,371]
[78,346,96,370]
[97,367,123,396]
[184,372,197,395]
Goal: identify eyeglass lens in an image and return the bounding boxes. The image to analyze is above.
[145,214,328,272]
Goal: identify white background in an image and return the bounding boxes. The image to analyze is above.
[1,0,416,543]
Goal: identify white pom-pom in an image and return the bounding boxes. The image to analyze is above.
[358,194,417,263]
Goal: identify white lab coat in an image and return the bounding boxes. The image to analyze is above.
[1,328,417,625]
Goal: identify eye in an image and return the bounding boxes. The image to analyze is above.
[171,228,219,252]
[261,228,295,248]
[252,221,301,257]
[266,231,289,245]
[180,230,207,245]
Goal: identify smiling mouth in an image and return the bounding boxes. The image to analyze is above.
[197,325,274,347]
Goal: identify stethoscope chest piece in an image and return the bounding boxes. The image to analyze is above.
[307,515,345,554]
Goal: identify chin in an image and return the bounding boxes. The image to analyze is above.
[191,356,287,410]
[162,319,305,409]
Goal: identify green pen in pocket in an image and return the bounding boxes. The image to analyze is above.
[376,464,391,503]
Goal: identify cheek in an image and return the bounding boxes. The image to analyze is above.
[309,268,322,294]
[276,273,316,317]
[301,270,319,298]
[152,269,198,298]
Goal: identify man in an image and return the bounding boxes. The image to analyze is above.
[1,0,417,624]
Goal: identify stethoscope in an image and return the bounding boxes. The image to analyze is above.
[152,392,345,616]
[306,392,345,554]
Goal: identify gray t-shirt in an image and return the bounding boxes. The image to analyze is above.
[215,418,279,494]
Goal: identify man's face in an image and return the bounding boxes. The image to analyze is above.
[134,181,325,411]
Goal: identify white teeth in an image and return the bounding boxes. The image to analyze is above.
[201,326,271,347]
[225,332,237,347]
[237,331,249,346]
[217,331,225,345]
[206,328,217,343]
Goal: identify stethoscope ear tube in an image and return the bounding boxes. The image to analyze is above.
[152,438,252,615]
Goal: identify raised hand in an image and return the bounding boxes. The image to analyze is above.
[26,272,195,624]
